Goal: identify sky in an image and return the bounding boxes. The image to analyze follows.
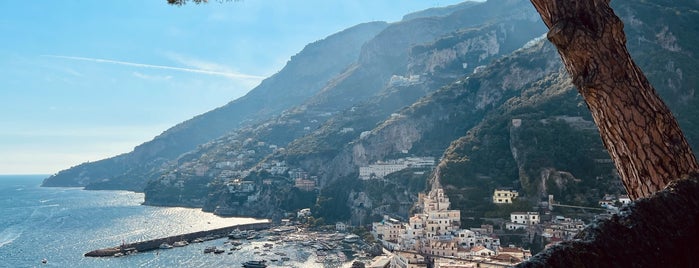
[0,0,467,175]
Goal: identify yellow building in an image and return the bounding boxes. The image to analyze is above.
[492,188,518,204]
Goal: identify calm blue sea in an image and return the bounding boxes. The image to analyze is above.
[0,175,346,268]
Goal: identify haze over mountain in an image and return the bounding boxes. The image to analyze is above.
[1,0,464,175]
[42,21,389,190]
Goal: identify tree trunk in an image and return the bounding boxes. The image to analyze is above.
[529,0,699,199]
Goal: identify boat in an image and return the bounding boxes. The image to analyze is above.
[204,246,217,254]
[246,232,259,240]
[242,260,267,268]
[173,240,188,247]
[41,258,47,264]
[192,238,204,243]
[228,229,249,239]
[214,248,226,254]
[272,226,296,234]
[343,234,360,243]
[159,243,173,249]
[202,235,217,241]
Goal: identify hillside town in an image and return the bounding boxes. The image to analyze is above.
[365,180,531,267]
[352,178,628,267]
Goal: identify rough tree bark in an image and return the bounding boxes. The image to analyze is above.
[529,0,699,199]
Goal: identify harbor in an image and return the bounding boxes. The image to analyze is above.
[83,220,375,267]
[84,221,271,257]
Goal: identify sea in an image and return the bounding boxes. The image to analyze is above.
[0,175,357,268]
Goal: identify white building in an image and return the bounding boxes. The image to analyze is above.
[360,163,407,180]
[372,216,404,244]
[294,178,316,191]
[618,195,632,205]
[506,212,540,230]
[510,212,539,225]
[359,157,435,180]
[420,184,461,239]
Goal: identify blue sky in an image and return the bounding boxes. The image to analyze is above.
[0,0,466,175]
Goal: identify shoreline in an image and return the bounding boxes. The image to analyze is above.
[85,221,272,257]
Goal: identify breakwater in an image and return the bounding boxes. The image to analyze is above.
[84,221,271,257]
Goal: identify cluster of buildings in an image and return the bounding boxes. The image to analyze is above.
[365,181,609,267]
[370,181,531,267]
[359,157,436,180]
[541,216,586,241]
[492,189,588,243]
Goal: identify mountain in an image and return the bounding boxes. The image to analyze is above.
[41,21,389,190]
[141,0,547,218]
[401,1,478,21]
[174,0,699,224]
[43,0,699,227]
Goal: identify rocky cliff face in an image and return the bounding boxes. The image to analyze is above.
[288,13,548,185]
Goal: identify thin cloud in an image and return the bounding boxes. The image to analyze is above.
[42,55,265,80]
[164,52,236,75]
[132,71,173,81]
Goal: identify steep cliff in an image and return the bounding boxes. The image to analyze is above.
[285,12,547,184]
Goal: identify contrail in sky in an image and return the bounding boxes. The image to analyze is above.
[43,55,266,80]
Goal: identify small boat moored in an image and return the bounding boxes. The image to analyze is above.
[343,234,360,243]
[173,240,188,247]
[242,260,267,268]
